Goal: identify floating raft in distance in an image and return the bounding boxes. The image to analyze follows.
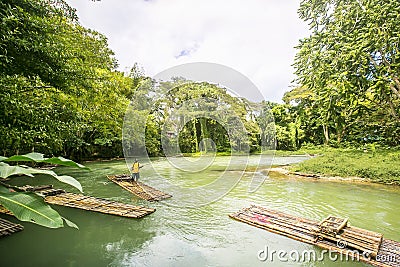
[230,205,400,267]
[0,218,24,238]
[107,174,172,202]
[0,185,155,219]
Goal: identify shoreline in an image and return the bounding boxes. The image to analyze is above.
[268,166,400,187]
[80,153,400,187]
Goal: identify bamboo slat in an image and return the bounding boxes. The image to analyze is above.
[0,206,14,216]
[107,175,172,201]
[19,184,53,192]
[0,218,23,238]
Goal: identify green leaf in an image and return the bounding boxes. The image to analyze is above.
[2,153,89,170]
[5,152,45,162]
[53,175,83,193]
[0,190,64,228]
[62,217,79,229]
[42,156,88,169]
[0,186,10,194]
[0,162,35,178]
[0,162,83,192]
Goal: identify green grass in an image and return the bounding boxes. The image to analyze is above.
[180,147,400,185]
[287,147,400,184]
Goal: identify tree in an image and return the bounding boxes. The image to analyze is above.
[124,80,266,156]
[159,82,260,154]
[292,0,400,146]
[0,0,134,159]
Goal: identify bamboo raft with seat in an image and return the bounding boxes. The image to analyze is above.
[0,185,155,219]
[107,174,172,201]
[0,218,23,238]
[230,205,400,267]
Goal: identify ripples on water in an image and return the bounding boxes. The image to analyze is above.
[0,156,399,267]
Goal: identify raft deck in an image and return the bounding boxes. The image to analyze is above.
[230,205,400,267]
[0,185,155,219]
[107,175,172,201]
[0,218,23,238]
[45,192,155,218]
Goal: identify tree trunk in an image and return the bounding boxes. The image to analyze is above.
[337,129,343,144]
[199,118,208,152]
[384,87,400,122]
[193,119,199,152]
[322,124,329,145]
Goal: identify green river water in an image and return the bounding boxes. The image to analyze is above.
[0,155,399,267]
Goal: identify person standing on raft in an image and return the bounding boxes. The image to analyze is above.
[131,159,142,181]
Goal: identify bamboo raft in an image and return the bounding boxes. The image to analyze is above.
[0,185,155,219]
[107,175,172,201]
[230,205,400,267]
[0,218,23,238]
[45,192,155,218]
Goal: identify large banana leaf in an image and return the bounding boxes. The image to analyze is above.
[0,153,85,228]
[0,189,64,228]
[0,162,82,192]
[2,153,45,162]
[1,152,88,169]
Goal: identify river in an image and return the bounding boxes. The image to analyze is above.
[0,155,399,266]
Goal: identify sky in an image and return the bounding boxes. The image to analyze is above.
[65,0,310,102]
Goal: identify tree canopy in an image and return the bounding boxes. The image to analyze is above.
[0,0,138,159]
[1,0,399,163]
[289,0,400,146]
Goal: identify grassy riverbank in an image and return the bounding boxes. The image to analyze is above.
[287,147,400,185]
[173,148,400,185]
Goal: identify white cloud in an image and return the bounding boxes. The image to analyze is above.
[66,0,309,102]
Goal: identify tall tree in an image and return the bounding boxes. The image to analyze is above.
[0,0,133,159]
[292,0,400,145]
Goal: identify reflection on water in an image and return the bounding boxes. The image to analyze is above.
[0,156,399,267]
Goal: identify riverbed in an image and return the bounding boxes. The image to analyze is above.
[0,155,399,266]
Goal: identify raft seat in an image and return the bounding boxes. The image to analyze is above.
[313,215,382,258]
